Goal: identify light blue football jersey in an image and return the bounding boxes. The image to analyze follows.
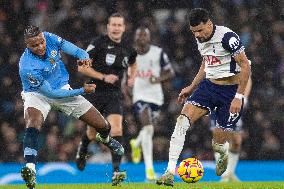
[19,32,88,92]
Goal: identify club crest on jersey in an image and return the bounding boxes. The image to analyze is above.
[49,58,55,64]
[51,50,57,57]
[105,53,116,65]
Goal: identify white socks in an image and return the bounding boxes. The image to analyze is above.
[134,127,147,148]
[222,151,240,177]
[26,163,36,173]
[140,125,154,170]
[167,115,190,174]
[213,141,240,177]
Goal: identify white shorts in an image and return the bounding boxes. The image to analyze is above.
[21,85,93,120]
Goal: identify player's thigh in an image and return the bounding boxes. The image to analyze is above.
[107,114,123,136]
[133,101,159,126]
[181,103,208,124]
[79,106,106,129]
[21,92,51,127]
[53,95,92,118]
[25,107,44,129]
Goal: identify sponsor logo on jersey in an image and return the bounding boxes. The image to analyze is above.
[203,55,221,66]
[107,45,114,49]
[229,37,239,50]
[105,53,116,65]
[136,69,153,78]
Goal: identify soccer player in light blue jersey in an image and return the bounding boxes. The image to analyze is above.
[19,26,124,189]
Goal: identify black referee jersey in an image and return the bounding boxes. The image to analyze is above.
[86,35,137,93]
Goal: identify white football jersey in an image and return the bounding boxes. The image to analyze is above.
[197,25,245,79]
[133,45,172,105]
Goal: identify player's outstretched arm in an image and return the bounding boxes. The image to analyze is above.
[150,67,175,84]
[178,61,205,104]
[77,65,118,84]
[127,62,137,87]
[38,80,95,99]
[61,39,91,67]
[188,61,206,90]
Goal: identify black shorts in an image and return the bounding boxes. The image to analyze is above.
[85,92,123,116]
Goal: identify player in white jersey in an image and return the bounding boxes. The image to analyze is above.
[130,27,174,181]
[156,8,251,186]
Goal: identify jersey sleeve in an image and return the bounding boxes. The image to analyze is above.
[38,80,85,99]
[61,40,89,59]
[86,37,102,53]
[160,51,174,72]
[128,48,137,65]
[46,32,89,59]
[221,32,245,57]
[45,32,64,49]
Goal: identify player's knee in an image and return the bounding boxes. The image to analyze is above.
[172,114,191,136]
[139,107,151,125]
[26,117,43,130]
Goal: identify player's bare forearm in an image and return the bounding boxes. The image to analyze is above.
[190,61,206,89]
[234,52,251,94]
[128,62,137,80]
[244,76,252,98]
[158,69,175,82]
[77,66,105,80]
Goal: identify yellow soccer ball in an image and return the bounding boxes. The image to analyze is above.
[177,157,204,183]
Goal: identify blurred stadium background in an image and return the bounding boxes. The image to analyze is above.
[0,0,283,185]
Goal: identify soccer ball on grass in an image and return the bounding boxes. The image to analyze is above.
[177,157,204,183]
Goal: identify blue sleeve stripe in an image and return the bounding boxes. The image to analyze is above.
[230,57,237,73]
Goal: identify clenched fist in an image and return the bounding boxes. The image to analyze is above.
[77,59,92,67]
[83,83,96,94]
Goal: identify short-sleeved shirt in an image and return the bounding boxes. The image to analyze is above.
[133,45,173,106]
[196,25,245,79]
[86,35,137,93]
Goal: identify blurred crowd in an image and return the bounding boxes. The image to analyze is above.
[0,0,283,163]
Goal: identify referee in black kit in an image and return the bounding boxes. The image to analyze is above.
[76,13,137,186]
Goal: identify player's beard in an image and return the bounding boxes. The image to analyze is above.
[197,37,206,43]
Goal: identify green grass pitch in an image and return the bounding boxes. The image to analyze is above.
[0,182,283,189]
